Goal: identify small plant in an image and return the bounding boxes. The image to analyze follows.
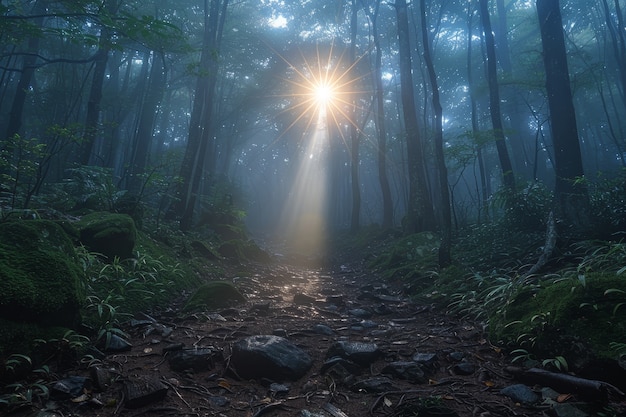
[542,355,568,372]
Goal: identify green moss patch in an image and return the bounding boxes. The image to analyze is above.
[489,273,626,359]
[183,281,246,312]
[0,220,84,355]
[77,212,137,259]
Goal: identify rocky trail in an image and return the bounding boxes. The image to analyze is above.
[36,257,625,417]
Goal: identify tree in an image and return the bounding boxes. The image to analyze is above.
[536,0,589,223]
[419,0,451,266]
[364,0,393,229]
[394,0,434,233]
[478,0,515,190]
[349,0,361,232]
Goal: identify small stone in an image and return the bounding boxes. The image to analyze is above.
[348,308,372,318]
[231,335,312,381]
[500,384,540,405]
[269,382,290,395]
[104,334,132,352]
[168,347,222,372]
[294,293,316,305]
[312,324,334,335]
[351,377,396,393]
[381,361,427,383]
[124,377,168,408]
[51,376,89,399]
[452,362,476,375]
[326,341,381,365]
[448,351,465,361]
[273,328,288,337]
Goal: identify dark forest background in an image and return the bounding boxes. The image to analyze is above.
[2,0,626,248]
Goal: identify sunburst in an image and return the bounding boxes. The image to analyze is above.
[272,42,369,144]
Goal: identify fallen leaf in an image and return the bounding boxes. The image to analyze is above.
[557,393,573,403]
[483,380,496,387]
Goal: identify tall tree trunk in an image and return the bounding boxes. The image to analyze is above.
[129,51,165,194]
[78,22,112,165]
[420,0,451,267]
[479,0,515,190]
[395,0,435,233]
[366,0,393,229]
[495,0,532,179]
[537,0,589,224]
[466,1,489,222]
[175,0,228,231]
[4,0,46,142]
[349,0,361,233]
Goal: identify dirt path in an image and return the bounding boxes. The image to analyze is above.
[47,258,623,417]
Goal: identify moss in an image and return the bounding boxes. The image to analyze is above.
[77,212,137,259]
[489,272,626,359]
[0,220,84,355]
[183,281,246,312]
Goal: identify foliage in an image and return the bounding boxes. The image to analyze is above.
[368,232,439,282]
[586,169,626,238]
[0,134,47,211]
[490,182,553,232]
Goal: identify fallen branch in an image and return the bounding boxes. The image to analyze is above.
[505,366,625,401]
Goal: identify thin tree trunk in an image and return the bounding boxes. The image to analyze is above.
[349,0,361,233]
[420,0,451,267]
[366,0,393,229]
[479,0,515,190]
[395,0,435,233]
[4,0,46,142]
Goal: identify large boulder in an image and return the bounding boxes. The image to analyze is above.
[0,220,84,353]
[77,212,137,259]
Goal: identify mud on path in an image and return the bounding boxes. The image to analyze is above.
[47,257,624,417]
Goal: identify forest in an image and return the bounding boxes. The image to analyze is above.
[1,0,626,416]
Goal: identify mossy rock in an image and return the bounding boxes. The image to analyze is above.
[183,281,246,312]
[489,272,626,359]
[77,212,137,259]
[0,220,84,354]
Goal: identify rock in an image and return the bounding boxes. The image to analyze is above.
[351,376,396,393]
[269,382,290,395]
[124,377,168,408]
[381,361,427,383]
[90,366,113,391]
[312,324,334,335]
[231,335,312,381]
[103,333,132,352]
[51,376,89,399]
[168,347,223,372]
[500,384,540,405]
[452,362,476,375]
[448,351,465,361]
[320,357,362,375]
[77,212,137,259]
[0,220,83,333]
[294,293,316,305]
[183,281,246,311]
[412,352,438,374]
[326,341,381,365]
[348,308,372,319]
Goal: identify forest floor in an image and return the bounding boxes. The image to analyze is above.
[19,253,626,417]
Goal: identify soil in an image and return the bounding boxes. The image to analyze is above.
[14,256,626,417]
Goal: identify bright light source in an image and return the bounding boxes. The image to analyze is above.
[314,84,334,106]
